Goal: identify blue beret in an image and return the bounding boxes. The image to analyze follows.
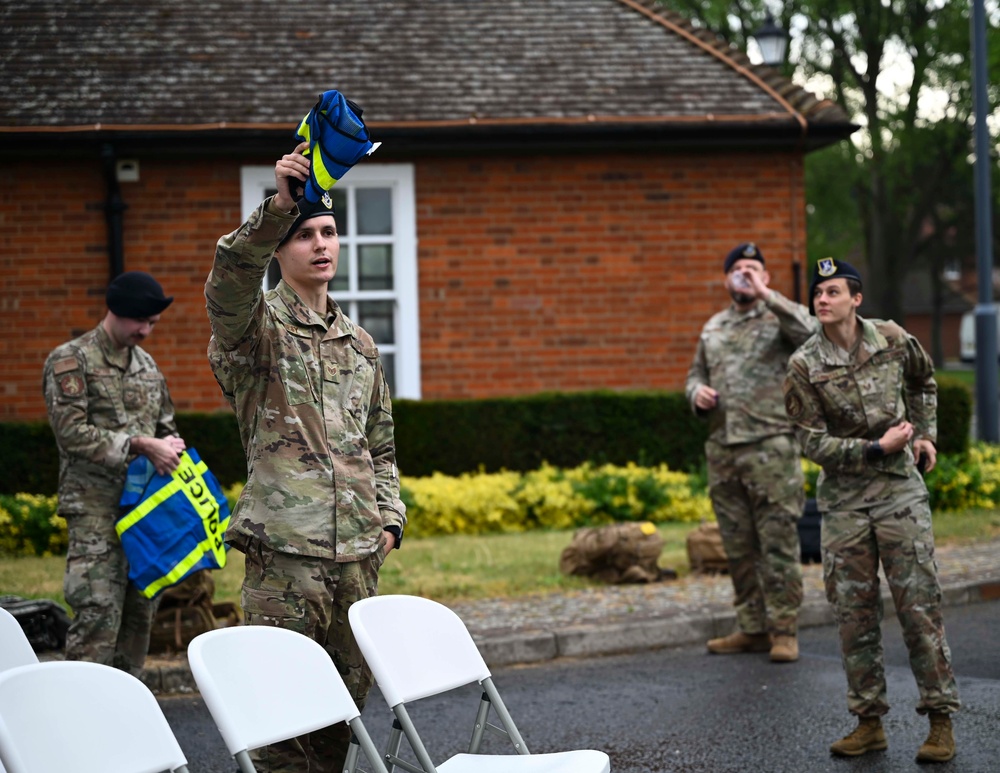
[106,272,173,319]
[809,258,863,314]
[724,243,765,273]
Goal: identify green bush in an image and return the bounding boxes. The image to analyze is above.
[392,390,708,477]
[1,381,975,494]
[935,376,972,456]
[0,494,66,557]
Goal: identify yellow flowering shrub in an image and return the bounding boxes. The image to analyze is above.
[927,442,1000,511]
[10,445,999,552]
[802,458,821,498]
[0,494,66,557]
[401,461,713,537]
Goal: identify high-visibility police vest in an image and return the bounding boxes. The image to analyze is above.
[117,448,230,599]
[294,89,376,203]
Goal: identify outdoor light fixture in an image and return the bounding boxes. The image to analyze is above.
[752,14,788,67]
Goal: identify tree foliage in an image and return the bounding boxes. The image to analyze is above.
[655,0,1000,329]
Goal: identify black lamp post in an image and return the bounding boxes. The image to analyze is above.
[752,14,788,67]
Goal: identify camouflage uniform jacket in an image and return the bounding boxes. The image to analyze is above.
[783,316,936,511]
[685,290,818,445]
[205,196,406,562]
[42,324,178,515]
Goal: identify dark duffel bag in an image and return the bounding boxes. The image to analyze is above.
[0,595,71,653]
[799,498,822,564]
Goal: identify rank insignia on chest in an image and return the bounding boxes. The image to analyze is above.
[59,374,85,397]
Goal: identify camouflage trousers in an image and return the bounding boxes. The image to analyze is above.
[63,510,157,676]
[241,539,386,773]
[822,486,960,717]
[706,434,804,636]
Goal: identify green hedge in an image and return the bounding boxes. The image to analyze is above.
[392,391,707,477]
[936,376,972,456]
[1,381,973,495]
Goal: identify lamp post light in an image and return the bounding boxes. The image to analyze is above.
[752,14,788,67]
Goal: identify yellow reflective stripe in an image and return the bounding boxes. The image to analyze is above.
[116,477,183,536]
[312,152,335,190]
[171,457,227,566]
[298,115,312,152]
[139,516,230,598]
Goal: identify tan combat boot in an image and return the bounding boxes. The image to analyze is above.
[830,716,888,757]
[916,712,955,763]
[706,631,771,654]
[770,634,799,663]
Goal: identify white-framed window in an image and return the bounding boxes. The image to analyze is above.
[240,164,421,399]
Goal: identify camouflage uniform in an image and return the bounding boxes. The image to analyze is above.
[42,324,178,675]
[783,317,960,718]
[685,290,817,636]
[205,196,405,773]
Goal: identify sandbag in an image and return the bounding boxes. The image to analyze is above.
[559,521,665,584]
[686,521,729,575]
[147,569,241,654]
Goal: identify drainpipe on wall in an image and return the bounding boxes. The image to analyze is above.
[792,260,802,304]
[101,143,127,281]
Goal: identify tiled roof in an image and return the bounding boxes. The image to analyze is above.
[0,0,853,141]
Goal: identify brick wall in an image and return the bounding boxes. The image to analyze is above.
[0,157,243,420]
[415,149,806,398]
[0,147,805,420]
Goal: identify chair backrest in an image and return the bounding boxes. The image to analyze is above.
[0,608,37,673]
[348,595,491,707]
[187,626,367,754]
[0,661,188,773]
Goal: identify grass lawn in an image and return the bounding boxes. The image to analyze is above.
[2,513,998,610]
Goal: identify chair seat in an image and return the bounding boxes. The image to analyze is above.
[438,750,611,773]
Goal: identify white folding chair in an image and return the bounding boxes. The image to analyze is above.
[188,626,389,773]
[0,608,39,773]
[0,660,189,773]
[349,595,611,773]
[0,608,37,674]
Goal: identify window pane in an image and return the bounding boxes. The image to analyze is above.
[358,300,395,344]
[379,353,395,396]
[356,188,392,235]
[330,252,350,292]
[359,244,393,290]
[332,189,348,236]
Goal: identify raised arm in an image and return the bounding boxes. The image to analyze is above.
[205,144,309,349]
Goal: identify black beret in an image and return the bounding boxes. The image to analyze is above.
[106,272,173,319]
[723,242,765,273]
[808,258,863,314]
[278,190,337,246]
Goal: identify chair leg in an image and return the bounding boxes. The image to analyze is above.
[482,678,529,754]
[348,717,388,773]
[392,704,438,773]
[234,749,257,773]
[468,692,492,753]
[383,717,405,773]
[343,734,361,773]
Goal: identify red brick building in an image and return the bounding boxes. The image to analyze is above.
[0,0,854,421]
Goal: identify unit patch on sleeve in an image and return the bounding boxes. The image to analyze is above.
[59,374,85,397]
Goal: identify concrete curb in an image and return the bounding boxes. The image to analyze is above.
[137,575,1000,694]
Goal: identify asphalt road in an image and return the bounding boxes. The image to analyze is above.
[161,599,1000,772]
